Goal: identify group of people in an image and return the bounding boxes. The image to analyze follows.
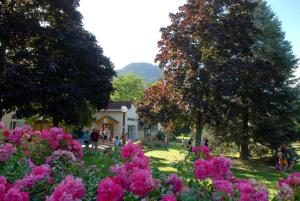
[277,143,297,171]
[76,128,121,150]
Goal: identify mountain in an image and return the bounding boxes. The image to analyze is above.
[117,62,163,83]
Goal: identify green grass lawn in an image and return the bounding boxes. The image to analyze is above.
[83,142,299,198]
[145,142,298,198]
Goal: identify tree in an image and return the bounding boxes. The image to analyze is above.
[156,0,259,147]
[213,0,300,159]
[0,0,115,126]
[137,80,190,133]
[156,0,299,160]
[112,73,145,103]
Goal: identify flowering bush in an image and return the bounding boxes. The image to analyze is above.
[46,176,85,201]
[0,121,299,200]
[97,177,124,201]
[276,173,300,200]
[0,143,17,162]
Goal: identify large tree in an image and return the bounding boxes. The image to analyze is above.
[156,0,259,147]
[0,0,115,126]
[137,80,190,133]
[111,73,145,103]
[213,0,300,159]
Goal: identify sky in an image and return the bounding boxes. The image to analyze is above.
[79,0,300,71]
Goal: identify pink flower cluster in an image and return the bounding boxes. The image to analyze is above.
[14,165,52,190]
[46,176,85,201]
[0,121,5,129]
[98,141,154,200]
[5,126,32,144]
[194,156,233,180]
[45,150,77,165]
[165,174,183,193]
[213,180,233,196]
[0,143,16,162]
[0,176,29,201]
[192,145,212,159]
[97,177,124,201]
[277,173,300,200]
[40,128,83,160]
[161,194,177,201]
[235,179,269,201]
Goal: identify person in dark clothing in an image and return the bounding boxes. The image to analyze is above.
[77,128,84,144]
[187,138,193,152]
[91,129,100,150]
[204,139,209,147]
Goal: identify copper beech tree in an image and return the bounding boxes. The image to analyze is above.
[137,80,190,135]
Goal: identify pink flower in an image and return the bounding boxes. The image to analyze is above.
[3,130,10,138]
[277,183,294,201]
[287,173,300,187]
[67,139,83,159]
[194,159,212,180]
[47,128,65,150]
[27,159,36,169]
[165,174,183,193]
[213,180,233,195]
[3,188,29,201]
[210,156,233,180]
[45,150,77,164]
[7,127,24,144]
[235,179,269,201]
[40,130,49,139]
[125,155,150,172]
[121,141,144,159]
[46,176,85,201]
[128,169,154,196]
[161,194,177,201]
[14,165,51,190]
[0,176,10,199]
[97,177,124,201]
[192,145,210,154]
[0,121,5,129]
[0,143,17,162]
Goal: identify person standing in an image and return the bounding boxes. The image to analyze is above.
[164,134,170,149]
[114,136,121,148]
[83,130,90,149]
[76,128,84,145]
[91,129,100,150]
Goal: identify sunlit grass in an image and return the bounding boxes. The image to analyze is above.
[145,141,299,198]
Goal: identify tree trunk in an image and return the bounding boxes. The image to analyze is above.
[52,117,60,127]
[240,105,249,160]
[195,114,204,146]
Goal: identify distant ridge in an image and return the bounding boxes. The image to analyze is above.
[117,62,163,83]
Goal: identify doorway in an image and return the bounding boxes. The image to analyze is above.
[102,124,114,137]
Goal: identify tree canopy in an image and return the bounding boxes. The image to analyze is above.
[156,0,299,159]
[137,80,190,133]
[0,0,115,126]
[111,73,145,103]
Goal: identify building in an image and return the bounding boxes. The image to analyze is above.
[93,102,140,140]
[1,112,25,130]
[1,101,162,140]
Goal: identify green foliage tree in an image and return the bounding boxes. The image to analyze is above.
[0,0,115,126]
[111,73,145,103]
[214,0,300,159]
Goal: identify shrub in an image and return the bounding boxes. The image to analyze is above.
[0,121,299,200]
